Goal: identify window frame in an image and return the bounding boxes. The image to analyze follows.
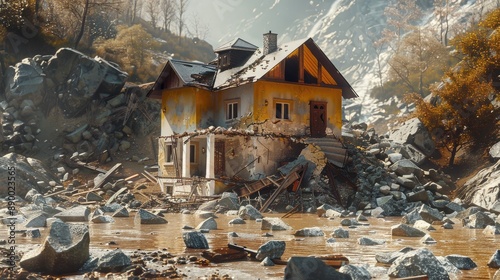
[189,143,198,164]
[225,99,240,121]
[274,98,292,121]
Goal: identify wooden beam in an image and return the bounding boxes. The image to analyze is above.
[105,187,128,205]
[94,163,122,189]
[298,45,304,83]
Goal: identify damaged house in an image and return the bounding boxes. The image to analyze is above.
[148,32,358,197]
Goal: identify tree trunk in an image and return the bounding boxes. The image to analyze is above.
[74,0,90,49]
[448,141,458,167]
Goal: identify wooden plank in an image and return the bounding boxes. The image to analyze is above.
[141,172,157,184]
[105,187,128,205]
[45,189,70,197]
[74,161,108,173]
[94,163,122,189]
[124,174,139,181]
[267,177,280,187]
[72,189,99,197]
[259,165,303,212]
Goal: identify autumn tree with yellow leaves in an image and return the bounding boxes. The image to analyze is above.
[409,9,500,167]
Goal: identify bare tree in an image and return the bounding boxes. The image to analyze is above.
[145,0,161,30]
[188,12,209,40]
[74,0,90,48]
[161,0,176,32]
[177,0,189,41]
[383,0,423,49]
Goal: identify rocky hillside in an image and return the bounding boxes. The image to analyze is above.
[0,47,161,196]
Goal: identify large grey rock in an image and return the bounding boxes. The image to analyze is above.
[228,218,246,225]
[418,204,444,224]
[217,192,240,210]
[483,225,500,235]
[488,250,500,268]
[331,228,350,238]
[391,223,427,237]
[376,195,403,216]
[0,153,59,197]
[294,227,324,237]
[96,249,131,273]
[4,58,45,105]
[413,220,435,231]
[54,206,90,222]
[376,247,415,264]
[238,205,263,220]
[182,231,209,249]
[261,217,292,230]
[338,264,371,280]
[387,248,449,279]
[445,255,477,270]
[91,215,114,223]
[389,118,435,156]
[112,206,129,218]
[256,240,286,261]
[284,256,352,280]
[134,209,167,224]
[461,161,500,213]
[358,237,385,246]
[462,211,495,229]
[196,217,217,230]
[20,220,90,274]
[390,159,424,178]
[24,213,47,228]
[194,210,217,219]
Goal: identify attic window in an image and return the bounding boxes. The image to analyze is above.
[182,64,193,67]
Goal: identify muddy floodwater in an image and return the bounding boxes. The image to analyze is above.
[6,213,499,279]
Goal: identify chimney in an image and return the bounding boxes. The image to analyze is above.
[263,31,278,55]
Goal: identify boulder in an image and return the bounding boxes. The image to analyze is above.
[196,217,217,230]
[325,208,344,218]
[293,227,324,237]
[331,228,349,238]
[96,249,132,273]
[238,205,263,220]
[182,231,209,249]
[112,207,129,218]
[338,264,371,280]
[85,191,103,202]
[284,256,352,280]
[483,225,500,235]
[418,204,444,224]
[489,250,500,268]
[413,220,435,231]
[24,213,47,228]
[0,153,59,197]
[388,117,435,156]
[376,247,415,264]
[25,229,41,238]
[217,192,240,210]
[444,255,477,270]
[461,161,500,213]
[390,159,424,178]
[261,257,275,266]
[391,224,427,237]
[462,211,495,229]
[420,234,437,244]
[387,248,449,279]
[358,237,385,246]
[54,206,90,222]
[20,220,90,274]
[91,215,114,223]
[228,218,246,225]
[316,204,336,217]
[134,209,167,224]
[256,240,286,261]
[4,58,45,105]
[194,210,217,219]
[261,217,292,231]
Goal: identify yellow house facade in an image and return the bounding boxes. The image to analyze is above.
[148,33,357,196]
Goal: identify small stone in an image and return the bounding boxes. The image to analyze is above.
[261,257,275,266]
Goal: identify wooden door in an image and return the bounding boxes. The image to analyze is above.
[310,101,327,138]
[214,140,225,177]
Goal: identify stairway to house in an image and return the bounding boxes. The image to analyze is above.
[305,137,350,168]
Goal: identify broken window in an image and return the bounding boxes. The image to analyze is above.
[226,100,239,120]
[275,100,291,120]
